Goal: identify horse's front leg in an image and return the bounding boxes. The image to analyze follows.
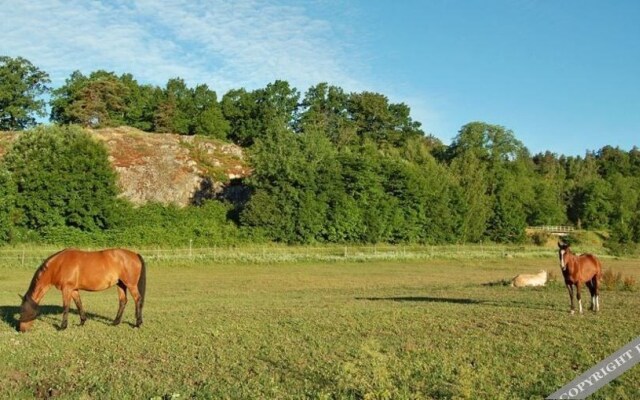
[72,290,87,326]
[566,284,575,314]
[60,289,72,330]
[576,282,583,314]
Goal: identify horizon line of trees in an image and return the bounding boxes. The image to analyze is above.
[1,56,640,251]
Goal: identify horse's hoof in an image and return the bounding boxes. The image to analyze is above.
[570,310,575,315]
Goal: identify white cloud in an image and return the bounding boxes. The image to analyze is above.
[1,0,441,129]
[1,0,364,94]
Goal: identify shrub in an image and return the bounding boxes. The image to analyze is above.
[601,268,622,290]
[530,231,551,246]
[601,268,637,291]
[623,275,637,292]
[3,125,119,232]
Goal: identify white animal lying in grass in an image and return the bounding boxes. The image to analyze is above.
[511,270,548,287]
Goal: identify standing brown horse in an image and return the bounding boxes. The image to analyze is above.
[19,248,146,332]
[558,242,602,314]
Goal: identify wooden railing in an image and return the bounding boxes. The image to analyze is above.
[527,226,575,236]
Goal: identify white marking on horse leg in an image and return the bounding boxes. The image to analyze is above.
[591,295,595,311]
[579,299,583,314]
[596,296,600,312]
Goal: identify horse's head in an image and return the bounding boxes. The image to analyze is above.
[18,294,38,332]
[558,241,570,271]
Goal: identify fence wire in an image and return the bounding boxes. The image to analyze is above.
[0,244,558,267]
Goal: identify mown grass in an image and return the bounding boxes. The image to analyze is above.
[1,253,639,399]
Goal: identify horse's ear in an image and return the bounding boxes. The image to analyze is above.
[557,241,562,248]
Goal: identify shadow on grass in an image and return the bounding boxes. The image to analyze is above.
[0,304,121,331]
[482,279,512,287]
[357,296,483,305]
[357,295,563,311]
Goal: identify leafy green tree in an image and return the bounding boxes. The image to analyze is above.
[596,146,631,177]
[241,127,339,243]
[154,78,192,133]
[449,151,492,242]
[222,80,299,146]
[191,84,229,138]
[240,127,305,242]
[528,151,567,225]
[565,154,610,229]
[446,122,534,242]
[50,70,87,124]
[50,70,128,128]
[154,79,229,136]
[631,196,640,243]
[0,56,50,130]
[120,74,159,131]
[298,83,356,146]
[0,165,16,243]
[347,91,423,147]
[486,176,528,243]
[3,125,119,231]
[381,156,457,243]
[337,143,394,243]
[221,88,257,145]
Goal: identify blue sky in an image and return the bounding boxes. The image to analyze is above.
[2,0,638,156]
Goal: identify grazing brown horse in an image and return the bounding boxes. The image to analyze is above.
[19,248,146,332]
[558,242,602,314]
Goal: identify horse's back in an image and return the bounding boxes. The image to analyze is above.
[48,248,142,291]
[576,253,602,281]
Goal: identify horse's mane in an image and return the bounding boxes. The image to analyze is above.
[24,249,67,298]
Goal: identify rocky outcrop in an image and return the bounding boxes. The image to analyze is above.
[1,126,250,207]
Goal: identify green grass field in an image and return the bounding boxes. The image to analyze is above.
[1,250,639,399]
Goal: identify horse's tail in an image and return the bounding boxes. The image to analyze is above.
[137,254,146,308]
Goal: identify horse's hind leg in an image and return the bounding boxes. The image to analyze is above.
[576,282,583,314]
[593,277,600,312]
[127,284,143,328]
[72,290,87,326]
[113,282,128,326]
[585,281,595,311]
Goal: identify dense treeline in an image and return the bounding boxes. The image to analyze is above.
[1,56,640,252]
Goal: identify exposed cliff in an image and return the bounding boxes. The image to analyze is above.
[0,126,250,207]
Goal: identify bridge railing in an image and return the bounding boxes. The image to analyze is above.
[527,226,575,236]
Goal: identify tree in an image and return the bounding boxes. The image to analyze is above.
[120,74,159,131]
[0,164,16,243]
[449,151,492,242]
[347,91,423,147]
[3,125,119,231]
[298,83,356,146]
[50,70,128,128]
[154,78,191,133]
[0,56,50,130]
[191,84,229,138]
[241,126,339,243]
[222,80,300,147]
